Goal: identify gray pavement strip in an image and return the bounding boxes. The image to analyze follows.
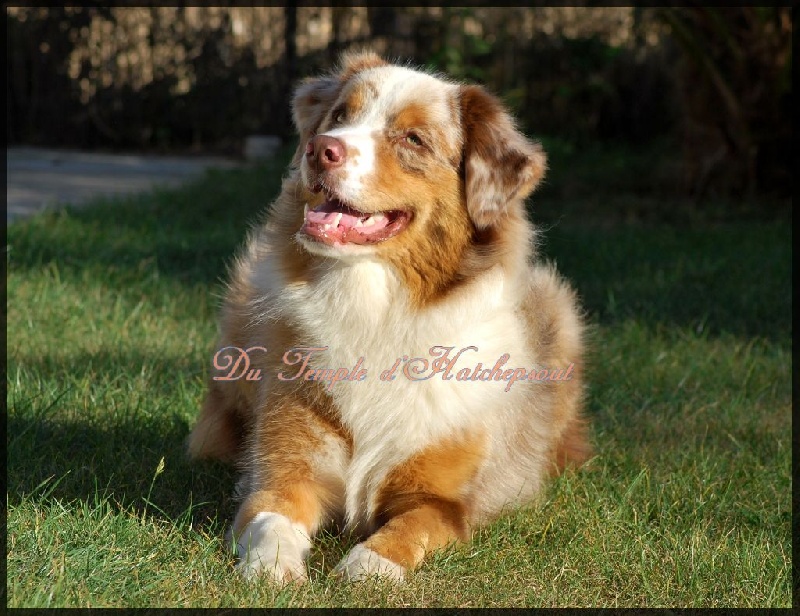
[6,147,243,223]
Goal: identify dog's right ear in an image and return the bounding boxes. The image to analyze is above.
[460,85,547,229]
[291,76,341,166]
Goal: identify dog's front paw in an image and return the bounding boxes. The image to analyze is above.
[333,543,406,582]
[233,512,310,584]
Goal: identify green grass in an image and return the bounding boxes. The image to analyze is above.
[6,148,792,607]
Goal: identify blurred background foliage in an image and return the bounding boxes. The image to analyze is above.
[5,5,793,201]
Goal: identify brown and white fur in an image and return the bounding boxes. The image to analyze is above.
[187,51,590,584]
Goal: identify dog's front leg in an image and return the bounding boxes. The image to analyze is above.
[232,396,347,584]
[334,500,469,582]
[334,432,485,582]
[233,485,321,583]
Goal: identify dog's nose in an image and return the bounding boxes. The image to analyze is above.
[307,135,346,171]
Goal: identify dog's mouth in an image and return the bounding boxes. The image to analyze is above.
[300,196,411,247]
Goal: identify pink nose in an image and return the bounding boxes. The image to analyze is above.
[306,135,346,171]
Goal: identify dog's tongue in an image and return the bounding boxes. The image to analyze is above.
[304,199,393,245]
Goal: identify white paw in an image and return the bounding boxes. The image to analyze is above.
[233,512,311,584]
[333,544,406,582]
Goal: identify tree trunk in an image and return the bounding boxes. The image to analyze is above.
[282,5,298,139]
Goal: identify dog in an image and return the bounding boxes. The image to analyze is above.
[187,51,590,584]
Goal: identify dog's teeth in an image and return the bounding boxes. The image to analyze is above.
[333,213,343,227]
[360,213,385,227]
[303,203,309,217]
[354,219,364,228]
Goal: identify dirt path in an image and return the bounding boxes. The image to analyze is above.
[6,147,242,223]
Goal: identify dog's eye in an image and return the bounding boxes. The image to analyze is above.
[404,132,424,147]
[333,108,346,124]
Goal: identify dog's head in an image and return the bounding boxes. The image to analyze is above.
[291,51,546,300]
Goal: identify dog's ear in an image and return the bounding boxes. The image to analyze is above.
[459,85,547,228]
[291,52,388,166]
[291,75,341,165]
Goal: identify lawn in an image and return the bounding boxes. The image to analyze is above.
[5,146,792,608]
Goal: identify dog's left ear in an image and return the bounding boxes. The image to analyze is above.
[291,52,388,167]
[291,75,342,166]
[459,85,547,228]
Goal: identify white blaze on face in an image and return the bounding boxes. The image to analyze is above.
[320,124,378,205]
[309,66,458,206]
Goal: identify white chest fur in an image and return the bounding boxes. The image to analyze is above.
[272,258,535,525]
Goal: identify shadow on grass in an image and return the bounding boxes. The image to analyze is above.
[6,417,238,532]
[6,348,238,531]
[538,221,791,343]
